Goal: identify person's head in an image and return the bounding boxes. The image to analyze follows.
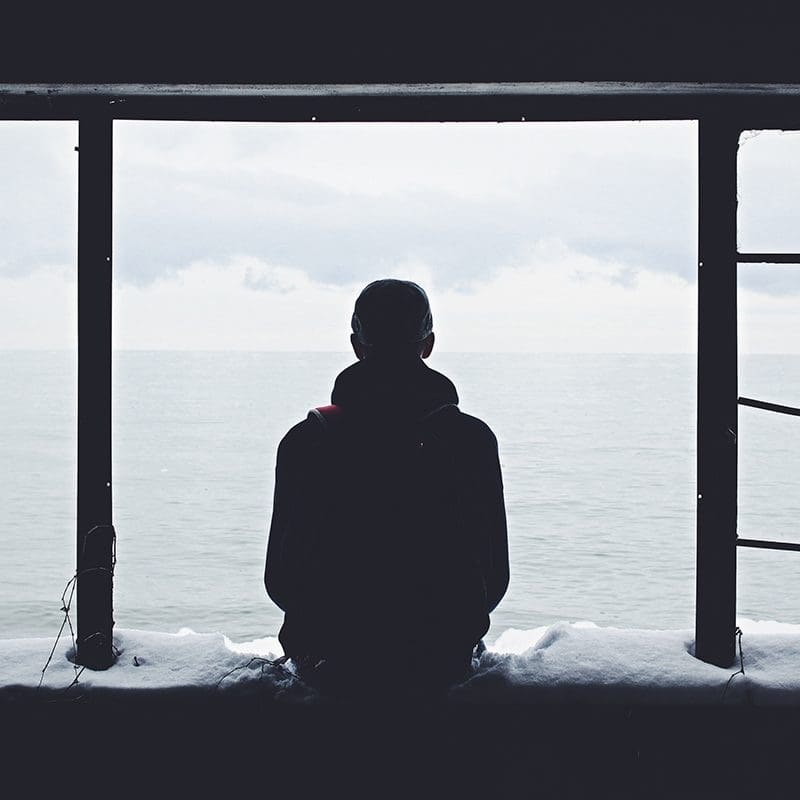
[350,279,435,361]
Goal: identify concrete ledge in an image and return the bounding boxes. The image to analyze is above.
[4,694,800,798]
[4,622,800,795]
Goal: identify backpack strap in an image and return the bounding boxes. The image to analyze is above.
[308,404,345,431]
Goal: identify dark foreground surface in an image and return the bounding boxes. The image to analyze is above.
[3,691,800,799]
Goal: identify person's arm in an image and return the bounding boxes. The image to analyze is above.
[483,430,510,613]
[264,432,298,612]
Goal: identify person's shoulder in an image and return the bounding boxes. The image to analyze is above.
[420,363,459,397]
[444,408,499,451]
[277,416,324,458]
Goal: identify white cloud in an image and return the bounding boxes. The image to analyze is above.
[3,251,798,353]
[435,246,697,353]
[5,119,800,352]
[111,249,699,353]
[0,267,76,350]
[739,286,800,354]
[111,259,355,351]
[739,129,800,256]
[0,122,77,278]
[111,120,698,290]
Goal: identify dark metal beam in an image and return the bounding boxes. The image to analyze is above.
[4,82,800,122]
[6,81,800,98]
[739,397,800,417]
[76,115,115,670]
[738,538,800,552]
[695,118,740,668]
[738,253,800,264]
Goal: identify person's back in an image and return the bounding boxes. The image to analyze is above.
[265,280,509,697]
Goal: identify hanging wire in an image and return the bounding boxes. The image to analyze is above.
[721,627,745,703]
[215,654,293,690]
[38,525,118,694]
[38,573,79,690]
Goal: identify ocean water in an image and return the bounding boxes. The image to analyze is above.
[2,350,800,643]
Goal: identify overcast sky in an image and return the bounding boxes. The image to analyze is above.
[0,120,798,352]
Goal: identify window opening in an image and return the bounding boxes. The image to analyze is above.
[110,120,697,644]
[737,154,800,623]
[0,121,78,637]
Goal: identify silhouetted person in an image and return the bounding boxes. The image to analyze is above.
[265,279,509,698]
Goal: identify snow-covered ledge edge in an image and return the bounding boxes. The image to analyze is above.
[2,619,797,705]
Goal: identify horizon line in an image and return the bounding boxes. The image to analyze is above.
[3,348,799,356]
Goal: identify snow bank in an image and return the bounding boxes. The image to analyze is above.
[2,619,799,704]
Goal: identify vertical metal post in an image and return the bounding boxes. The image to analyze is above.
[76,114,115,669]
[695,117,739,668]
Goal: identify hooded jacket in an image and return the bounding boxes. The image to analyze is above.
[265,356,509,674]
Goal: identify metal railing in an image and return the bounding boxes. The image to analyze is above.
[736,394,800,554]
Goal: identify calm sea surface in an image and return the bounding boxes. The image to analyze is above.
[2,351,800,643]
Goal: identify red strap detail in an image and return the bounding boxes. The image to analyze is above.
[315,404,343,418]
[309,404,344,430]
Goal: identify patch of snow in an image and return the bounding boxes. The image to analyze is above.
[488,626,549,654]
[738,617,800,635]
[2,620,800,704]
[223,634,283,657]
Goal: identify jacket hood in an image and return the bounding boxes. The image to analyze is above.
[331,356,459,421]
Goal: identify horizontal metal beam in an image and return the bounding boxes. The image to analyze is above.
[737,538,800,553]
[5,81,800,99]
[1,82,800,122]
[738,253,800,264]
[738,397,800,417]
